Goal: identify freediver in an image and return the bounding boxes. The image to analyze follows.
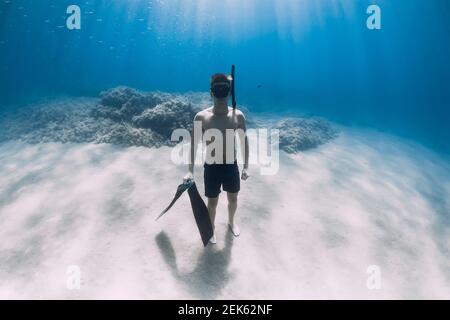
[184,73,250,244]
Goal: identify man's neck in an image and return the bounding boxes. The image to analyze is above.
[212,98,229,115]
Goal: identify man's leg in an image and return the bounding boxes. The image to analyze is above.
[227,192,240,236]
[207,196,219,227]
[207,196,219,244]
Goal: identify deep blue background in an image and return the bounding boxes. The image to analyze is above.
[0,0,449,153]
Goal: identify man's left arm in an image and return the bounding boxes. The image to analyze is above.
[237,112,249,180]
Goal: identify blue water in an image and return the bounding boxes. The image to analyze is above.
[0,0,449,153]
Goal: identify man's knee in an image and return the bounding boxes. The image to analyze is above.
[227,192,238,205]
[207,197,219,208]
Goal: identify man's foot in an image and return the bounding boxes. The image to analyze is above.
[209,234,217,244]
[228,223,240,237]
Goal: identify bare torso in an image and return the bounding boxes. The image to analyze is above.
[196,106,245,164]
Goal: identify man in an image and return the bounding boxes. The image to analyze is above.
[184,73,249,244]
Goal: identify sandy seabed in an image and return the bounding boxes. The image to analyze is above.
[0,126,449,299]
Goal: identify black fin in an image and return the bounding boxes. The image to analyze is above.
[155,181,193,221]
[156,181,213,247]
[187,182,214,247]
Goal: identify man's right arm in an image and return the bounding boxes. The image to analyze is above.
[188,112,203,175]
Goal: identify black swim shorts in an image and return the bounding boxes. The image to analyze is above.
[204,162,240,198]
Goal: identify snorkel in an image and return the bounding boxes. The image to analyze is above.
[231,65,236,110]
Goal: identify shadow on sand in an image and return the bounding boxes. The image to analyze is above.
[156,230,234,299]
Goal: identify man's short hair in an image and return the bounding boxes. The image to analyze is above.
[210,73,231,86]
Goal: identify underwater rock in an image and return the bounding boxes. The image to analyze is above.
[94,123,165,148]
[0,87,338,152]
[132,100,196,138]
[99,86,160,109]
[0,98,98,144]
[276,118,339,153]
[93,86,166,121]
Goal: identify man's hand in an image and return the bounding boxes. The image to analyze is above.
[183,172,194,184]
[241,168,249,181]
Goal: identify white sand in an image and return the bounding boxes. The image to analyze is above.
[0,127,449,299]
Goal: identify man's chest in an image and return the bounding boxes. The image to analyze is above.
[202,116,237,132]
